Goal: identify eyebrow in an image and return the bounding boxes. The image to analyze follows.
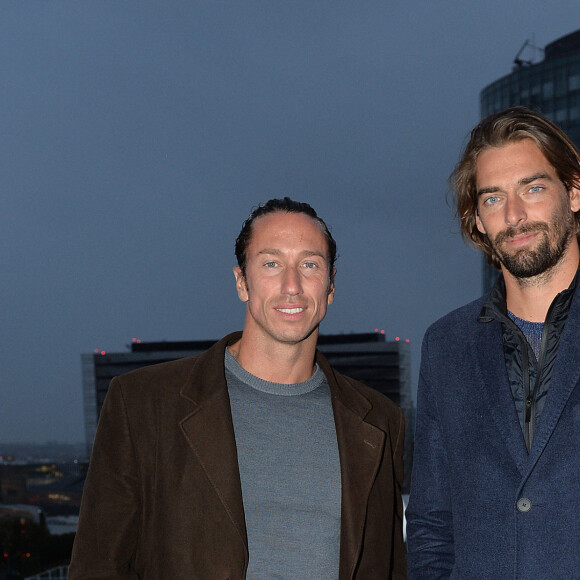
[476,172,554,197]
[520,172,553,185]
[257,249,327,259]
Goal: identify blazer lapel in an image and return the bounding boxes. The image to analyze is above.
[318,356,385,577]
[179,334,248,548]
[527,290,580,468]
[474,320,530,473]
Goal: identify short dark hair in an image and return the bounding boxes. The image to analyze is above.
[235,197,337,277]
[450,106,580,269]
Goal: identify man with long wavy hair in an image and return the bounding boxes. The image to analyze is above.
[407,107,580,579]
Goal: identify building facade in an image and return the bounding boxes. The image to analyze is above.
[480,29,580,292]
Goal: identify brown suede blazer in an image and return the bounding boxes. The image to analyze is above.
[69,332,407,579]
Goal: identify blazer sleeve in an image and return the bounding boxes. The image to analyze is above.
[405,330,455,579]
[68,377,142,579]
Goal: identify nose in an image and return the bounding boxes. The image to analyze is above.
[505,194,526,227]
[281,266,302,296]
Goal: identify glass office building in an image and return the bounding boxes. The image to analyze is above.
[480,29,580,292]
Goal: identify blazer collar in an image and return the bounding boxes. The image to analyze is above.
[475,274,580,474]
[179,332,242,405]
[316,352,386,578]
[178,332,248,551]
[473,321,530,473]
[527,281,580,467]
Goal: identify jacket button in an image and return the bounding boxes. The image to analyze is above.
[517,498,532,512]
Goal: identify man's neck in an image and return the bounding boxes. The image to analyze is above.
[229,332,318,384]
[504,244,579,322]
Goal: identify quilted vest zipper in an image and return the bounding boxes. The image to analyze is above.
[524,298,556,452]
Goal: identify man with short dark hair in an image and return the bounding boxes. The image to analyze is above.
[69,197,407,579]
[406,107,580,579]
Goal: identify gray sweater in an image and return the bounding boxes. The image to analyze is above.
[225,350,341,579]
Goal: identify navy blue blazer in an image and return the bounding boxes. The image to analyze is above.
[406,279,580,579]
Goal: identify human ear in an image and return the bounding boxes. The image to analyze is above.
[475,212,487,235]
[569,184,580,213]
[327,268,336,305]
[233,267,249,302]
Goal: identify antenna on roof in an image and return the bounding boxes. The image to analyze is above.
[513,38,545,69]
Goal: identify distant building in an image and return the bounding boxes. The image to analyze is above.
[480,29,580,293]
[82,332,414,491]
[0,462,85,514]
[0,465,28,504]
[0,503,45,526]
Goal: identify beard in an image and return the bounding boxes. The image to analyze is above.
[489,213,576,279]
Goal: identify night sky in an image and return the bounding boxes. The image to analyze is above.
[2,2,578,443]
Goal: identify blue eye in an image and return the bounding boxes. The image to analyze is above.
[484,196,500,206]
[529,185,543,193]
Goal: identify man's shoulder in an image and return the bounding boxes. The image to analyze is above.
[326,363,403,421]
[117,354,201,387]
[111,333,236,397]
[343,373,399,408]
[107,355,205,407]
[425,295,487,342]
